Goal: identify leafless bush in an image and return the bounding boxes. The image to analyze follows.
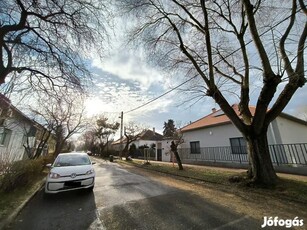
[0,156,49,192]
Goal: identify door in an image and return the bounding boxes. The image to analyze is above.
[157,142,162,161]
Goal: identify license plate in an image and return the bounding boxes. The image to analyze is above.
[65,181,81,187]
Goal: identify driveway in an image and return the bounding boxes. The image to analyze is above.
[6,158,260,230]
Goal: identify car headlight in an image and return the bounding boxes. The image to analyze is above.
[85,169,94,175]
[49,172,61,179]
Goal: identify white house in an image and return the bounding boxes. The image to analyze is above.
[179,104,307,166]
[0,94,49,162]
[112,129,166,161]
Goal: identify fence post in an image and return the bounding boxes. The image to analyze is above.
[271,145,279,166]
[301,144,307,164]
[294,144,301,164]
[213,147,216,163]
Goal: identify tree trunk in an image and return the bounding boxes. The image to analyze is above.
[122,142,129,159]
[246,132,278,186]
[173,151,184,170]
[54,141,64,157]
[170,141,184,170]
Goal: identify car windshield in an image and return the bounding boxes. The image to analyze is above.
[53,154,91,167]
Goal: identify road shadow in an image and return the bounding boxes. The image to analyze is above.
[6,189,99,230]
[92,161,261,230]
[99,191,261,230]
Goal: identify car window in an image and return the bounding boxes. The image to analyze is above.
[53,155,91,167]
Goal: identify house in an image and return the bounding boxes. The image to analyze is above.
[112,128,166,160]
[0,94,55,162]
[179,104,307,166]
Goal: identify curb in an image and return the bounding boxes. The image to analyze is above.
[0,179,45,230]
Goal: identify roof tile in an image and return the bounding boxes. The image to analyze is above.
[181,104,256,132]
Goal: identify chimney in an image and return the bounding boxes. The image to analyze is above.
[212,108,216,113]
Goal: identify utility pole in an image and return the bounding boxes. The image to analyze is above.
[119,111,123,154]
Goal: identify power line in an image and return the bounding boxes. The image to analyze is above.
[123,6,302,115]
[124,76,197,114]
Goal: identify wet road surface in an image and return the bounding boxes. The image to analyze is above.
[6,158,261,230]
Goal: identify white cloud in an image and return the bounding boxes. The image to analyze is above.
[91,49,170,90]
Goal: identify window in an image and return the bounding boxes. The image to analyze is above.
[230,137,247,154]
[190,141,200,154]
[0,127,12,146]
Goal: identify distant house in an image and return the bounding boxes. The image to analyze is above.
[179,104,307,166]
[0,94,55,162]
[112,128,165,160]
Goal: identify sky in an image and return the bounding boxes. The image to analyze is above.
[5,4,306,140]
[84,54,213,135]
[83,45,307,139]
[79,5,307,139]
[80,6,307,140]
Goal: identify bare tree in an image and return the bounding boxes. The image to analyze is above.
[170,130,184,170]
[118,0,306,186]
[23,123,52,159]
[95,116,120,155]
[122,122,144,159]
[0,0,110,89]
[30,90,88,156]
[81,129,97,153]
[162,119,184,170]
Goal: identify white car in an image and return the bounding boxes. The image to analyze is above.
[45,152,95,194]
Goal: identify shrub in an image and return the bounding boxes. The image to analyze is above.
[100,149,118,158]
[0,158,45,192]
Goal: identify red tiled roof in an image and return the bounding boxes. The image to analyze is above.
[181,104,256,132]
[181,104,307,132]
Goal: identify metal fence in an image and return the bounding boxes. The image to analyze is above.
[178,143,307,166]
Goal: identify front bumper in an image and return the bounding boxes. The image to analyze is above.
[45,177,95,194]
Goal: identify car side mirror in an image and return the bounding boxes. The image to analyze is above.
[92,161,96,165]
[46,163,52,168]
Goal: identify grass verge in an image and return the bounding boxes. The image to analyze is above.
[118,159,307,205]
[0,173,46,226]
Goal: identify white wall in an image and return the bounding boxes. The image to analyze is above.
[136,140,157,148]
[181,123,242,148]
[161,140,171,162]
[181,117,307,148]
[0,118,29,162]
[275,117,307,144]
[131,140,159,160]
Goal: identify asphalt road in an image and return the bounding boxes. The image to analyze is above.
[6,158,261,230]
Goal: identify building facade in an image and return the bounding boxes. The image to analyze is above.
[179,105,307,166]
